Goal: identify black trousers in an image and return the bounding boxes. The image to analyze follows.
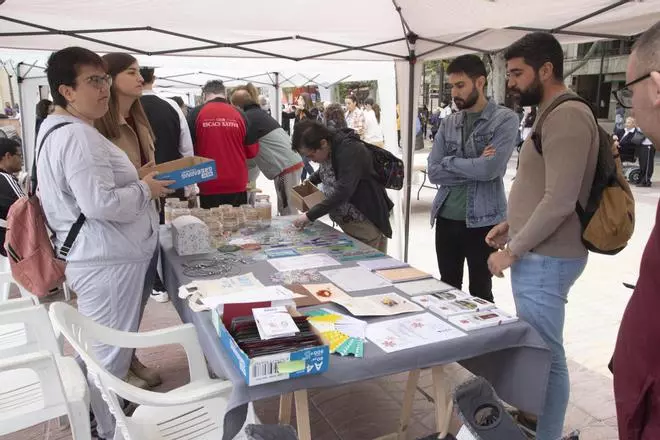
[637,144,655,184]
[435,217,495,302]
[200,192,247,209]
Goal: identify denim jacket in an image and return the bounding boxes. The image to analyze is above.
[428,100,518,227]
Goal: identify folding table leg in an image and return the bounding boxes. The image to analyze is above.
[432,366,453,438]
[398,369,421,440]
[278,392,293,425]
[294,389,312,440]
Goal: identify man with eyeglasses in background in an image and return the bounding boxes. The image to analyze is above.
[612,20,660,440]
[0,138,24,257]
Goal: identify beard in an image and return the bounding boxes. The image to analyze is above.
[453,87,479,110]
[510,75,544,106]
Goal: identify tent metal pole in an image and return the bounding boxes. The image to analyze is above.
[15,63,27,163]
[554,0,631,31]
[274,72,281,125]
[507,26,631,41]
[295,36,408,59]
[418,36,485,54]
[595,46,606,117]
[403,34,418,262]
[417,30,489,58]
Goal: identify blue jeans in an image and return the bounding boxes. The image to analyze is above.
[511,252,587,440]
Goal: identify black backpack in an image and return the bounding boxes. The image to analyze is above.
[362,141,404,190]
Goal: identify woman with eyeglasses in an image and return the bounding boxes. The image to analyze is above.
[94,52,168,391]
[37,47,173,440]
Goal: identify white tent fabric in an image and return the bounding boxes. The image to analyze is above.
[1,0,659,61]
[1,0,659,260]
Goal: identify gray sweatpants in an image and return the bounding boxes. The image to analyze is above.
[66,255,153,440]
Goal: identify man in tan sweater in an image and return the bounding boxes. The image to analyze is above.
[486,33,598,440]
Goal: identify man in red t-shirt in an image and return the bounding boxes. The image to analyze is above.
[613,20,660,440]
[187,80,259,208]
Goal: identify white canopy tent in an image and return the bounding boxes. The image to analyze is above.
[1,0,658,260]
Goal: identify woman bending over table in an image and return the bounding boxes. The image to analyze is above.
[291,120,393,253]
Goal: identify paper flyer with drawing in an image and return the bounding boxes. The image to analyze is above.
[300,284,422,317]
[366,312,466,353]
[411,289,471,309]
[448,308,518,331]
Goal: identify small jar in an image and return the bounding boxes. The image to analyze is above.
[255,197,272,227]
[223,216,239,232]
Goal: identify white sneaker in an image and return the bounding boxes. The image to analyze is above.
[150,290,169,303]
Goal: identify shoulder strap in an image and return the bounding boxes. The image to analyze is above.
[32,121,85,258]
[531,95,595,155]
[31,122,73,196]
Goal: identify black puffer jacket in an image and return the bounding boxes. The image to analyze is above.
[307,129,394,237]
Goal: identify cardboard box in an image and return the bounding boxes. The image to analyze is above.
[138,156,217,189]
[291,181,325,212]
[212,305,330,386]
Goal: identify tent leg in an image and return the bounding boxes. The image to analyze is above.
[403,57,415,263]
[274,72,281,125]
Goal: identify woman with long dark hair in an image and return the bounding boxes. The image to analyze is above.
[95,52,164,390]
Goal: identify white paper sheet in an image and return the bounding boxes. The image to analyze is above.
[395,278,455,296]
[357,258,409,271]
[200,286,297,308]
[320,266,392,292]
[366,312,466,353]
[268,253,341,272]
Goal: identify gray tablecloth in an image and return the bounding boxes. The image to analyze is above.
[160,223,551,439]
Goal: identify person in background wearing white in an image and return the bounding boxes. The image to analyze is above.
[37,46,173,440]
[344,94,366,139]
[363,97,384,147]
[617,116,655,187]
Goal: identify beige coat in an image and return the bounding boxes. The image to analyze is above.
[113,116,155,170]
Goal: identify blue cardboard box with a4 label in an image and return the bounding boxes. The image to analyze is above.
[138,156,217,189]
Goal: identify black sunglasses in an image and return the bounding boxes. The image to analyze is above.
[612,72,652,109]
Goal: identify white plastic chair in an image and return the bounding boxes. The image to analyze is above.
[0,302,90,438]
[0,262,37,303]
[49,302,237,440]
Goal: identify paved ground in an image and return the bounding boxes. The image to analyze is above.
[6,149,658,440]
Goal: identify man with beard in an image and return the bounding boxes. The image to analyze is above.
[486,32,599,440]
[612,21,660,440]
[428,54,518,302]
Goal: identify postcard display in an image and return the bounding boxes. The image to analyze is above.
[176,220,518,383]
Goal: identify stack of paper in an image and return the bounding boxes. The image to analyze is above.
[448,309,518,331]
[395,278,455,296]
[253,306,300,340]
[305,309,367,357]
[411,290,471,309]
[320,267,392,292]
[375,267,432,283]
[357,258,409,271]
[428,297,496,319]
[199,285,299,309]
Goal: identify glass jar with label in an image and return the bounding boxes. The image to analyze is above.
[255,196,272,227]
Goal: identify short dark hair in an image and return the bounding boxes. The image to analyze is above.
[291,120,333,153]
[446,54,488,86]
[364,97,375,106]
[140,67,155,84]
[324,103,347,130]
[170,96,185,107]
[202,80,225,96]
[632,21,660,73]
[46,47,106,108]
[504,32,564,81]
[35,99,52,119]
[346,94,358,104]
[0,138,20,158]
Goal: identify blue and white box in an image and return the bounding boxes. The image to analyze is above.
[139,156,217,189]
[212,308,330,386]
